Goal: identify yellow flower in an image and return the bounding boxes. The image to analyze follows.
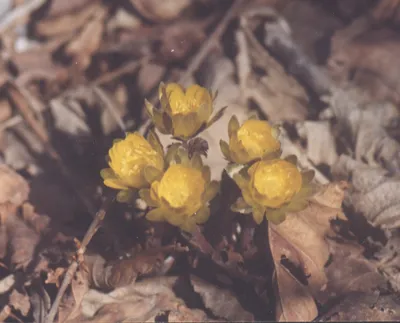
[232,156,315,224]
[139,151,219,232]
[145,82,225,139]
[220,116,281,164]
[100,131,164,201]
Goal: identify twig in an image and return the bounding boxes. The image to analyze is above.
[45,195,114,323]
[0,0,46,35]
[179,0,246,85]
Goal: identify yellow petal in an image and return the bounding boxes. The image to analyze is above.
[104,178,129,190]
[139,189,159,207]
[228,115,240,138]
[165,83,185,115]
[172,113,202,138]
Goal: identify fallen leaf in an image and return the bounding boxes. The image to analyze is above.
[9,289,30,316]
[130,0,192,23]
[190,274,254,321]
[319,237,386,303]
[65,6,106,69]
[58,269,90,323]
[316,292,400,322]
[268,182,347,321]
[0,164,29,206]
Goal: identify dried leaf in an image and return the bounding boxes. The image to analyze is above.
[319,238,386,303]
[9,289,30,316]
[65,6,106,69]
[316,292,400,322]
[190,275,254,322]
[58,269,90,323]
[130,0,192,23]
[0,164,29,206]
[268,182,347,321]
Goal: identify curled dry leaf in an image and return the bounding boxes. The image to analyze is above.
[78,276,184,322]
[130,0,192,23]
[332,155,400,229]
[189,274,254,321]
[325,88,400,174]
[268,182,347,321]
[65,5,107,69]
[86,245,183,289]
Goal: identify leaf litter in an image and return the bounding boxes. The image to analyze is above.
[0,0,400,322]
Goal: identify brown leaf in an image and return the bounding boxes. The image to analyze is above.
[319,238,386,303]
[130,0,192,23]
[58,269,90,323]
[329,27,400,105]
[316,292,400,322]
[35,3,101,38]
[189,275,254,321]
[65,6,106,70]
[0,164,29,206]
[45,0,99,17]
[78,276,183,322]
[272,263,317,322]
[9,289,30,316]
[268,182,347,321]
[86,245,183,289]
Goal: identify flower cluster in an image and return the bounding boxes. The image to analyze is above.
[101,82,315,231]
[221,116,315,224]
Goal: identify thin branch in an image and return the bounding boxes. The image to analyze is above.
[179,0,247,85]
[45,195,114,323]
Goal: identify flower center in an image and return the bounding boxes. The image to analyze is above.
[237,120,280,155]
[253,160,302,202]
[158,164,205,209]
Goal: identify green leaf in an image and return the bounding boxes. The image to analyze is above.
[206,106,228,129]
